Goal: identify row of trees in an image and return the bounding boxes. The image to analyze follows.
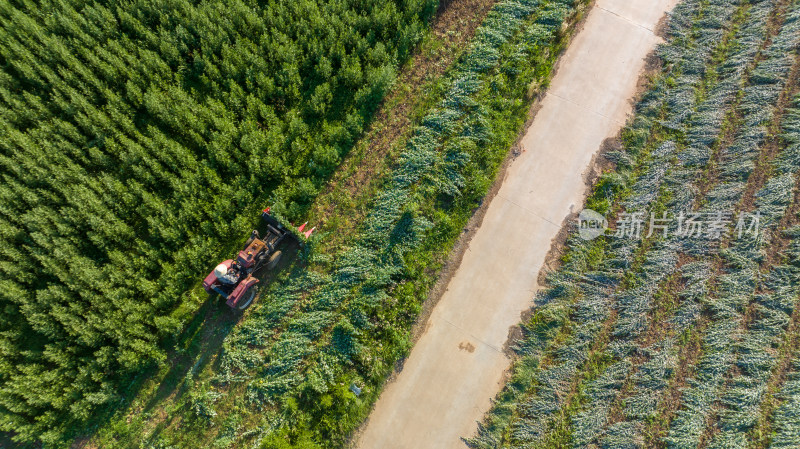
[0,0,436,444]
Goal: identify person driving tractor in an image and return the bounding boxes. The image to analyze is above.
[214,261,241,284]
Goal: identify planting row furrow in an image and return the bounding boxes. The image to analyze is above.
[569,1,800,446]
[665,17,792,447]
[704,28,800,449]
[609,5,800,448]
[666,20,800,449]
[635,9,800,443]
[572,1,787,446]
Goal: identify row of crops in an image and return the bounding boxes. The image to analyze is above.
[466,0,800,447]
[98,0,594,447]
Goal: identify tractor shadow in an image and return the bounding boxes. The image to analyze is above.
[69,229,303,448]
[134,240,301,440]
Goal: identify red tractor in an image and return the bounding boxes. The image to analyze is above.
[203,208,314,310]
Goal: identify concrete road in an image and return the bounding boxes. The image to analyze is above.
[355,1,677,448]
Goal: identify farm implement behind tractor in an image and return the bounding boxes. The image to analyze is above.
[203,208,314,310]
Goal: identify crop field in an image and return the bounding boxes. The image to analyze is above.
[95,1,590,447]
[0,0,595,447]
[9,0,800,447]
[0,0,444,445]
[467,0,800,447]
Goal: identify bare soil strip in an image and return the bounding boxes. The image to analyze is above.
[307,0,497,250]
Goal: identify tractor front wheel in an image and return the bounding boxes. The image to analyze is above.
[238,285,258,310]
[266,250,282,270]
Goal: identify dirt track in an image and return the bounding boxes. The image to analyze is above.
[354,1,678,448]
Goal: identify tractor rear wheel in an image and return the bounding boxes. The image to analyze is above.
[267,250,282,270]
[238,286,258,310]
